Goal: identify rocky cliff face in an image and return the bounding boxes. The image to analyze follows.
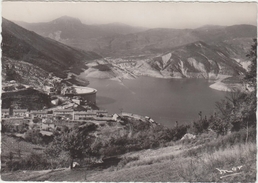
[150,41,246,79]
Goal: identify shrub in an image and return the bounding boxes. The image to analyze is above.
[24,129,44,145]
[191,118,209,135]
[209,118,230,136]
[4,153,54,171]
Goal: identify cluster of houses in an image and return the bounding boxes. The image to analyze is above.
[1,107,157,137]
[2,108,120,135]
[1,108,118,122]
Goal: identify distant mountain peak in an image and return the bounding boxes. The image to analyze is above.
[51,16,82,25]
[196,24,226,30]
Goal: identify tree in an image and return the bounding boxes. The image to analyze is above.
[242,39,257,140]
[48,123,98,169]
[44,138,63,169]
[209,117,230,136]
[190,111,210,135]
[244,38,257,90]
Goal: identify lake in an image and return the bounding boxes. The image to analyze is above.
[87,77,226,128]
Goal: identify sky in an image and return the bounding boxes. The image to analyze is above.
[2,2,257,29]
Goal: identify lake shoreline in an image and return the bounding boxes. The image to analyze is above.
[86,76,227,128]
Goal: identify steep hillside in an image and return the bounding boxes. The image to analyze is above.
[2,88,51,110]
[150,41,246,79]
[16,17,256,59]
[2,56,49,89]
[2,18,101,78]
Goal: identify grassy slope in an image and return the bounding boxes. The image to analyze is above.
[1,134,45,164]
[2,130,256,182]
[85,133,256,182]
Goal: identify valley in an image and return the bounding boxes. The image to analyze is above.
[10,16,256,93]
[1,5,257,182]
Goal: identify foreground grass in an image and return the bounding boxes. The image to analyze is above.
[1,134,44,162]
[179,142,256,182]
[86,130,256,182]
[86,159,187,182]
[1,131,256,182]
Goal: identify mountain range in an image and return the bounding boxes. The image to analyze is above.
[15,16,256,59]
[3,16,257,89]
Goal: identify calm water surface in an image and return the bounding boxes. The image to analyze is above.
[87,77,226,127]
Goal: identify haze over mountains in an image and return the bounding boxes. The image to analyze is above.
[3,16,257,88]
[15,16,147,46]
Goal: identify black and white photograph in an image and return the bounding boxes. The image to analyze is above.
[1,1,257,182]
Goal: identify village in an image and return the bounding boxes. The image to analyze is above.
[1,107,122,135]
[1,106,157,137]
[1,75,157,139]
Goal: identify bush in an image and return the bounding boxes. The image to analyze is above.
[24,129,44,145]
[191,118,209,135]
[209,118,230,136]
[2,122,28,133]
[170,124,189,141]
[4,153,54,171]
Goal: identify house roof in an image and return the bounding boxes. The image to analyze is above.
[74,111,96,115]
[53,109,74,112]
[1,109,9,112]
[74,111,88,115]
[13,109,28,112]
[30,110,48,114]
[86,111,97,115]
